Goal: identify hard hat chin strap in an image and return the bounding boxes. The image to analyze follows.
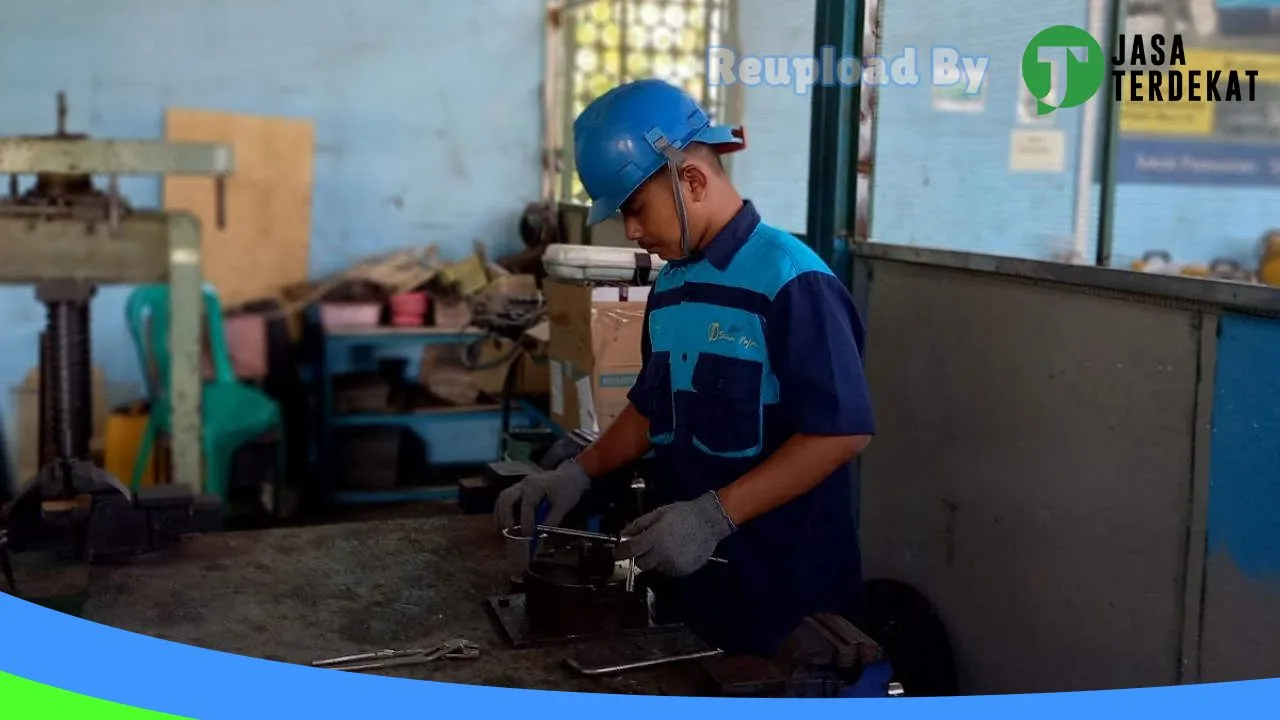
[654,139,692,259]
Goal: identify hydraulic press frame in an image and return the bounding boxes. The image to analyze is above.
[0,137,234,493]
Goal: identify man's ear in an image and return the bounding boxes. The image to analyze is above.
[680,162,710,202]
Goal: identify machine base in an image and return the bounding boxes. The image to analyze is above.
[486,592,683,649]
[4,467,223,563]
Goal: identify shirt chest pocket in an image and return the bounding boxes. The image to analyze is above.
[689,353,764,458]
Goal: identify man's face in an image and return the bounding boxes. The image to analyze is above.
[619,172,686,261]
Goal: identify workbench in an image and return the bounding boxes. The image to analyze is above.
[75,515,707,696]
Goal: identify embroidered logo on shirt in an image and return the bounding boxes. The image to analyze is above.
[707,322,758,349]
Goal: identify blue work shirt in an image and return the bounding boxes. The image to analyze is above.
[628,200,876,656]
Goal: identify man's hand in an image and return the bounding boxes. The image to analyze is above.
[613,491,736,577]
[494,460,591,535]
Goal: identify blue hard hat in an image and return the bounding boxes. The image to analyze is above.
[573,79,746,226]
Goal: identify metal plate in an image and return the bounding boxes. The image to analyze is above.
[485,593,682,649]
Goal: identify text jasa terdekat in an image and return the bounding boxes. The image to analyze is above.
[1113,34,1259,102]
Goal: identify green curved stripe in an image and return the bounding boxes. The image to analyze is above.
[0,671,190,719]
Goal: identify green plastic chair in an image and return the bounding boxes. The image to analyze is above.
[125,283,285,501]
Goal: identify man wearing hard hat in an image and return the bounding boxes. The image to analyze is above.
[498,79,876,656]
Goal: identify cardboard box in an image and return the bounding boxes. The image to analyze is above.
[464,335,551,398]
[544,279,648,432]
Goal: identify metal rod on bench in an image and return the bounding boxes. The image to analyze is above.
[528,525,728,564]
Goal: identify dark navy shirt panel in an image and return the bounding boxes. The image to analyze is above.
[625,199,762,424]
[765,270,876,437]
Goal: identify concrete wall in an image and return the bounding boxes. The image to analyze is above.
[0,0,543,478]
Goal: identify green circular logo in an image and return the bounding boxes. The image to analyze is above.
[1021,25,1105,115]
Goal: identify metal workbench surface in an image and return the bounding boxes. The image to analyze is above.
[77,515,706,696]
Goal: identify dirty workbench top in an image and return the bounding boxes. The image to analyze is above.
[77,514,709,696]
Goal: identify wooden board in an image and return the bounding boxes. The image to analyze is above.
[163,108,315,309]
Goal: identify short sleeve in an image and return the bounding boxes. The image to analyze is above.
[765,270,875,436]
[626,300,655,419]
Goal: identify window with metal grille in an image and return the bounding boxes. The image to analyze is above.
[552,0,737,204]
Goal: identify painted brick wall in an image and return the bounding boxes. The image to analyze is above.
[0,0,543,476]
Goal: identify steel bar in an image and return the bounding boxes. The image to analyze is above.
[566,647,725,676]
[531,525,728,564]
[535,525,619,542]
[0,139,233,176]
[167,212,204,492]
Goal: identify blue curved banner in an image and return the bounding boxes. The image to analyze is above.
[1,592,1278,718]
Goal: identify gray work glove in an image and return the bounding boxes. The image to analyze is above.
[494,459,592,536]
[613,491,736,577]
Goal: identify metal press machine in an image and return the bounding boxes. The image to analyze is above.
[0,94,227,581]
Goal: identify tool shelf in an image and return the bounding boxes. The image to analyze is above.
[301,314,558,507]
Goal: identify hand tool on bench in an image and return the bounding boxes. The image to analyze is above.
[312,638,480,673]
[566,646,725,676]
[528,524,730,564]
[521,523,728,595]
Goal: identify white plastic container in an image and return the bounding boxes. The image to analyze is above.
[542,244,666,284]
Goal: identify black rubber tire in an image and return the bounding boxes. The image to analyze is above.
[862,577,961,697]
